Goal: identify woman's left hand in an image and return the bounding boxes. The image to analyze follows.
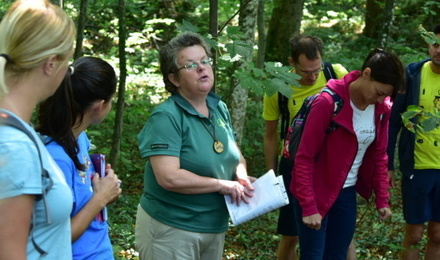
[377,207,392,220]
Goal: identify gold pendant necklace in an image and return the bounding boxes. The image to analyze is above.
[199,114,224,154]
[213,140,224,154]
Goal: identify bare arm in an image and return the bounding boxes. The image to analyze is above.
[0,194,34,260]
[234,149,255,202]
[70,164,121,242]
[150,155,253,204]
[264,120,279,171]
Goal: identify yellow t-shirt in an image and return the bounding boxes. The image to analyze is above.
[414,62,440,169]
[262,63,348,124]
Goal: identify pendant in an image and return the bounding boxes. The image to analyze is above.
[213,140,224,154]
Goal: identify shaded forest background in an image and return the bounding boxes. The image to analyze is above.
[1,0,440,259]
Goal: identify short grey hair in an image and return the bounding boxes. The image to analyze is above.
[159,31,212,94]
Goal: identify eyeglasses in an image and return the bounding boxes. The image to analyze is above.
[296,67,324,76]
[176,58,213,72]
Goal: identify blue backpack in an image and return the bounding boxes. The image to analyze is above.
[0,111,53,256]
[282,87,343,161]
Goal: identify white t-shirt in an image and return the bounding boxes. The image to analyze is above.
[0,110,73,259]
[343,102,376,188]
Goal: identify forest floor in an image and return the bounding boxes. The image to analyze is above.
[111,177,415,260]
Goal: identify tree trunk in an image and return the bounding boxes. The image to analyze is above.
[364,0,384,39]
[378,0,395,48]
[230,0,258,145]
[256,0,266,69]
[109,0,127,167]
[74,0,88,59]
[52,0,64,8]
[265,0,304,65]
[209,0,218,92]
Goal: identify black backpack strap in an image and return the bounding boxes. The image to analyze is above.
[278,92,290,139]
[0,112,52,256]
[323,61,337,81]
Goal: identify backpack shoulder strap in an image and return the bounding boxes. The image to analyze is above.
[320,87,343,134]
[278,92,290,139]
[323,61,337,82]
[279,62,335,139]
[321,87,343,115]
[0,111,52,256]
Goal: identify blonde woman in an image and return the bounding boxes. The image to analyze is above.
[0,0,76,259]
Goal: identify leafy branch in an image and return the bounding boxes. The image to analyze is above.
[401,105,440,133]
[418,24,440,45]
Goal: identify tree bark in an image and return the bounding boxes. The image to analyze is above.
[364,0,384,39]
[74,0,88,59]
[378,0,395,48]
[256,0,266,69]
[109,0,127,167]
[265,0,304,65]
[209,0,218,92]
[230,0,258,145]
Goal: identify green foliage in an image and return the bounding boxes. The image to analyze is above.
[234,62,300,98]
[6,0,434,258]
[109,194,140,260]
[401,105,440,133]
[418,25,440,45]
[421,1,440,16]
[224,212,280,259]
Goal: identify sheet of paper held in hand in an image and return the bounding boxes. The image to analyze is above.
[224,169,289,225]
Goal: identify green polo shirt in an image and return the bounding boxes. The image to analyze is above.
[137,92,240,233]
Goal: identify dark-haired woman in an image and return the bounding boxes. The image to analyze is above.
[291,49,405,259]
[37,57,122,260]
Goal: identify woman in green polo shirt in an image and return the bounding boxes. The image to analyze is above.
[135,31,255,260]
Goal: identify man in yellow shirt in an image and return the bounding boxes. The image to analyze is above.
[388,24,440,260]
[263,34,352,260]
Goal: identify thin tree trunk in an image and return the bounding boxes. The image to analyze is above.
[109,0,127,167]
[74,0,88,59]
[230,0,258,145]
[379,0,395,48]
[256,0,266,69]
[209,0,218,92]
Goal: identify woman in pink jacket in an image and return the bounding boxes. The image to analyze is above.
[291,49,404,259]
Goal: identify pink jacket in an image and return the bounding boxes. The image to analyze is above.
[291,71,390,217]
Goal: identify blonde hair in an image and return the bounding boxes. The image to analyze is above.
[0,0,76,98]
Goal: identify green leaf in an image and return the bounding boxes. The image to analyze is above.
[225,40,252,57]
[402,104,440,133]
[262,78,293,97]
[418,25,440,45]
[234,70,264,95]
[177,20,199,33]
[421,118,438,132]
[250,66,266,79]
[226,26,242,36]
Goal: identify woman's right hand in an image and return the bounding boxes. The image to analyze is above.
[92,163,122,206]
[303,213,322,230]
[218,179,254,206]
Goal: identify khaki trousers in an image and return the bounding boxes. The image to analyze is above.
[135,204,225,260]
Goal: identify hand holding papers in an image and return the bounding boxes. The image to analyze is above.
[224,170,289,225]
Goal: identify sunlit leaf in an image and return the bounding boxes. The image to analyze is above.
[418,25,440,45]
